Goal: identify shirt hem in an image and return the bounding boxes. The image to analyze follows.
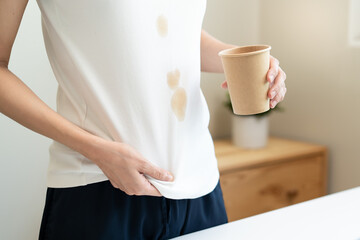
[46,170,220,200]
[47,172,109,188]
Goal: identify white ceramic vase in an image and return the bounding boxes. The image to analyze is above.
[231,114,269,149]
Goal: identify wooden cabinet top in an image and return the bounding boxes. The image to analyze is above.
[214,137,327,173]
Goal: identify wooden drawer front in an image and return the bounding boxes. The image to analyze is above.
[219,156,325,222]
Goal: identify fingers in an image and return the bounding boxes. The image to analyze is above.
[268,67,286,99]
[139,160,174,182]
[268,65,286,108]
[136,173,163,196]
[266,55,287,108]
[270,84,286,108]
[221,80,228,89]
[267,56,280,83]
[115,171,163,197]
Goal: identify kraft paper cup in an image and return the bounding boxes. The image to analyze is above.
[219,45,271,115]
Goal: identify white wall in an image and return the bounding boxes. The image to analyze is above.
[258,0,360,193]
[0,1,56,239]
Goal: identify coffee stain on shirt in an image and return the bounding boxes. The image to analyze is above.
[167,69,180,89]
[157,15,168,37]
[171,87,187,121]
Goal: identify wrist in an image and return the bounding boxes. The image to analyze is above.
[70,128,108,164]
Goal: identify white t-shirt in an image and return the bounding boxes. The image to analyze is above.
[36,0,220,199]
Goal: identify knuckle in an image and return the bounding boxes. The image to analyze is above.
[132,190,141,196]
[272,87,279,94]
[123,185,138,196]
[153,170,163,179]
[140,163,158,178]
[135,189,146,196]
[138,160,149,173]
[125,190,135,196]
[273,57,279,65]
[274,93,282,102]
[270,69,277,76]
[280,92,285,101]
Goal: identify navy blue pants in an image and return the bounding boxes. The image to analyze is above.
[38,180,228,240]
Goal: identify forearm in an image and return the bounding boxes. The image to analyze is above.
[200,30,237,73]
[0,66,103,159]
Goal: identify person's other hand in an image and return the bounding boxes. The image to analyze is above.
[221,55,287,109]
[84,138,174,197]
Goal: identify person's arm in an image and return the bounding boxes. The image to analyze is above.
[200,29,287,108]
[0,0,98,158]
[0,0,173,196]
[200,30,236,73]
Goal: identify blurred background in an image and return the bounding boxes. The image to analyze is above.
[0,0,359,239]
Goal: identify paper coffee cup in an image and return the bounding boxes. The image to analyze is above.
[219,45,271,115]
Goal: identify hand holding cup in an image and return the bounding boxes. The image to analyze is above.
[219,45,287,112]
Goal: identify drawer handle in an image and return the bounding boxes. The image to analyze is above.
[286,189,299,202]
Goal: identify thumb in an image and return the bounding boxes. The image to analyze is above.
[140,162,174,182]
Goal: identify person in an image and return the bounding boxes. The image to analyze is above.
[0,0,287,239]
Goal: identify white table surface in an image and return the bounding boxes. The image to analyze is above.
[171,187,360,240]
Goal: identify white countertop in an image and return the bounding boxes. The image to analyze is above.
[171,187,360,240]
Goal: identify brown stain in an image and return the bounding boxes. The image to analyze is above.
[167,69,180,89]
[157,15,168,37]
[171,87,187,121]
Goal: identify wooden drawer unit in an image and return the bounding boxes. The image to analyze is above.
[214,137,327,222]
